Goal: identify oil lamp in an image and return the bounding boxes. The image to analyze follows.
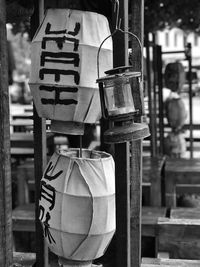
[97,66,150,143]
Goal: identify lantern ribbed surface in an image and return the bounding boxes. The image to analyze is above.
[29,9,113,123]
[39,149,115,261]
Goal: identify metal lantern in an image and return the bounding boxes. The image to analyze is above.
[29,9,113,134]
[39,149,115,264]
[97,66,150,143]
[97,66,139,120]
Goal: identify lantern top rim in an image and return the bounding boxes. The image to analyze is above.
[56,148,113,161]
[96,66,141,83]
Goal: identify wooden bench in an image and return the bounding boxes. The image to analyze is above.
[164,158,200,207]
[141,257,200,266]
[10,118,33,133]
[158,207,200,259]
[140,207,167,257]
[15,159,35,205]
[13,252,36,266]
[12,205,167,257]
[12,203,35,232]
[142,207,167,237]
[10,132,55,160]
[12,203,35,252]
[143,156,166,206]
[11,147,35,159]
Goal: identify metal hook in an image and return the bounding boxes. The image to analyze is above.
[110,0,120,30]
[97,29,142,79]
[97,0,143,78]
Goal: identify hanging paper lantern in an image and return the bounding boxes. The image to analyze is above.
[29,9,113,130]
[164,132,186,158]
[165,96,187,131]
[164,62,185,93]
[39,149,115,261]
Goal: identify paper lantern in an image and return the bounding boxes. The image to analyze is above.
[39,149,115,261]
[164,62,185,93]
[29,9,113,132]
[165,96,187,131]
[164,132,186,158]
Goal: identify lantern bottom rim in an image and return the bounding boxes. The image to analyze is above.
[107,110,139,122]
[58,257,92,267]
[104,122,150,143]
[51,120,85,135]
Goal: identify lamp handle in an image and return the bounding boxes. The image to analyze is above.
[97,29,142,79]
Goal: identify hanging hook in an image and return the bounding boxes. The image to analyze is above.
[97,0,143,78]
[110,0,120,30]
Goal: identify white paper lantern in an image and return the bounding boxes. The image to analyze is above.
[39,149,115,261]
[29,9,113,126]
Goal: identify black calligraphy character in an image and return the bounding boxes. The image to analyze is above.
[45,22,66,35]
[42,22,80,51]
[44,212,56,244]
[44,161,63,181]
[67,22,81,36]
[39,205,45,221]
[39,68,80,84]
[40,181,56,210]
[65,22,80,51]
[40,51,80,67]
[42,36,65,50]
[45,22,80,36]
[39,85,78,106]
[42,36,79,51]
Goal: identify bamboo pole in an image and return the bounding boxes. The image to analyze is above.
[0,0,13,266]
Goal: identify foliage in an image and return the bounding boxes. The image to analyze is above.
[144,0,200,33]
[8,26,31,79]
[11,20,31,37]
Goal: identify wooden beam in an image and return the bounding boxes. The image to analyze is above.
[130,1,144,266]
[115,142,131,267]
[31,1,48,266]
[0,0,13,266]
[130,139,142,266]
[112,1,131,267]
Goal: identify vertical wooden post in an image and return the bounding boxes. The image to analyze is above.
[115,142,131,267]
[112,1,131,267]
[130,0,144,266]
[130,140,142,266]
[187,43,193,159]
[156,45,164,155]
[152,38,158,155]
[0,0,13,266]
[34,112,48,267]
[145,38,156,157]
[31,1,48,266]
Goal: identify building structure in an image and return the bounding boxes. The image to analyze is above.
[157,27,200,70]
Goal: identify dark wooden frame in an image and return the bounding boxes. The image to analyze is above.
[0,0,13,266]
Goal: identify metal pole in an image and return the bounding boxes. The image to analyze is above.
[187,43,193,159]
[145,38,156,157]
[156,45,164,155]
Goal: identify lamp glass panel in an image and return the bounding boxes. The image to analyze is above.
[103,77,135,117]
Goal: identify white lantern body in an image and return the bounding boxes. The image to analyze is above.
[29,9,113,123]
[39,149,115,261]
